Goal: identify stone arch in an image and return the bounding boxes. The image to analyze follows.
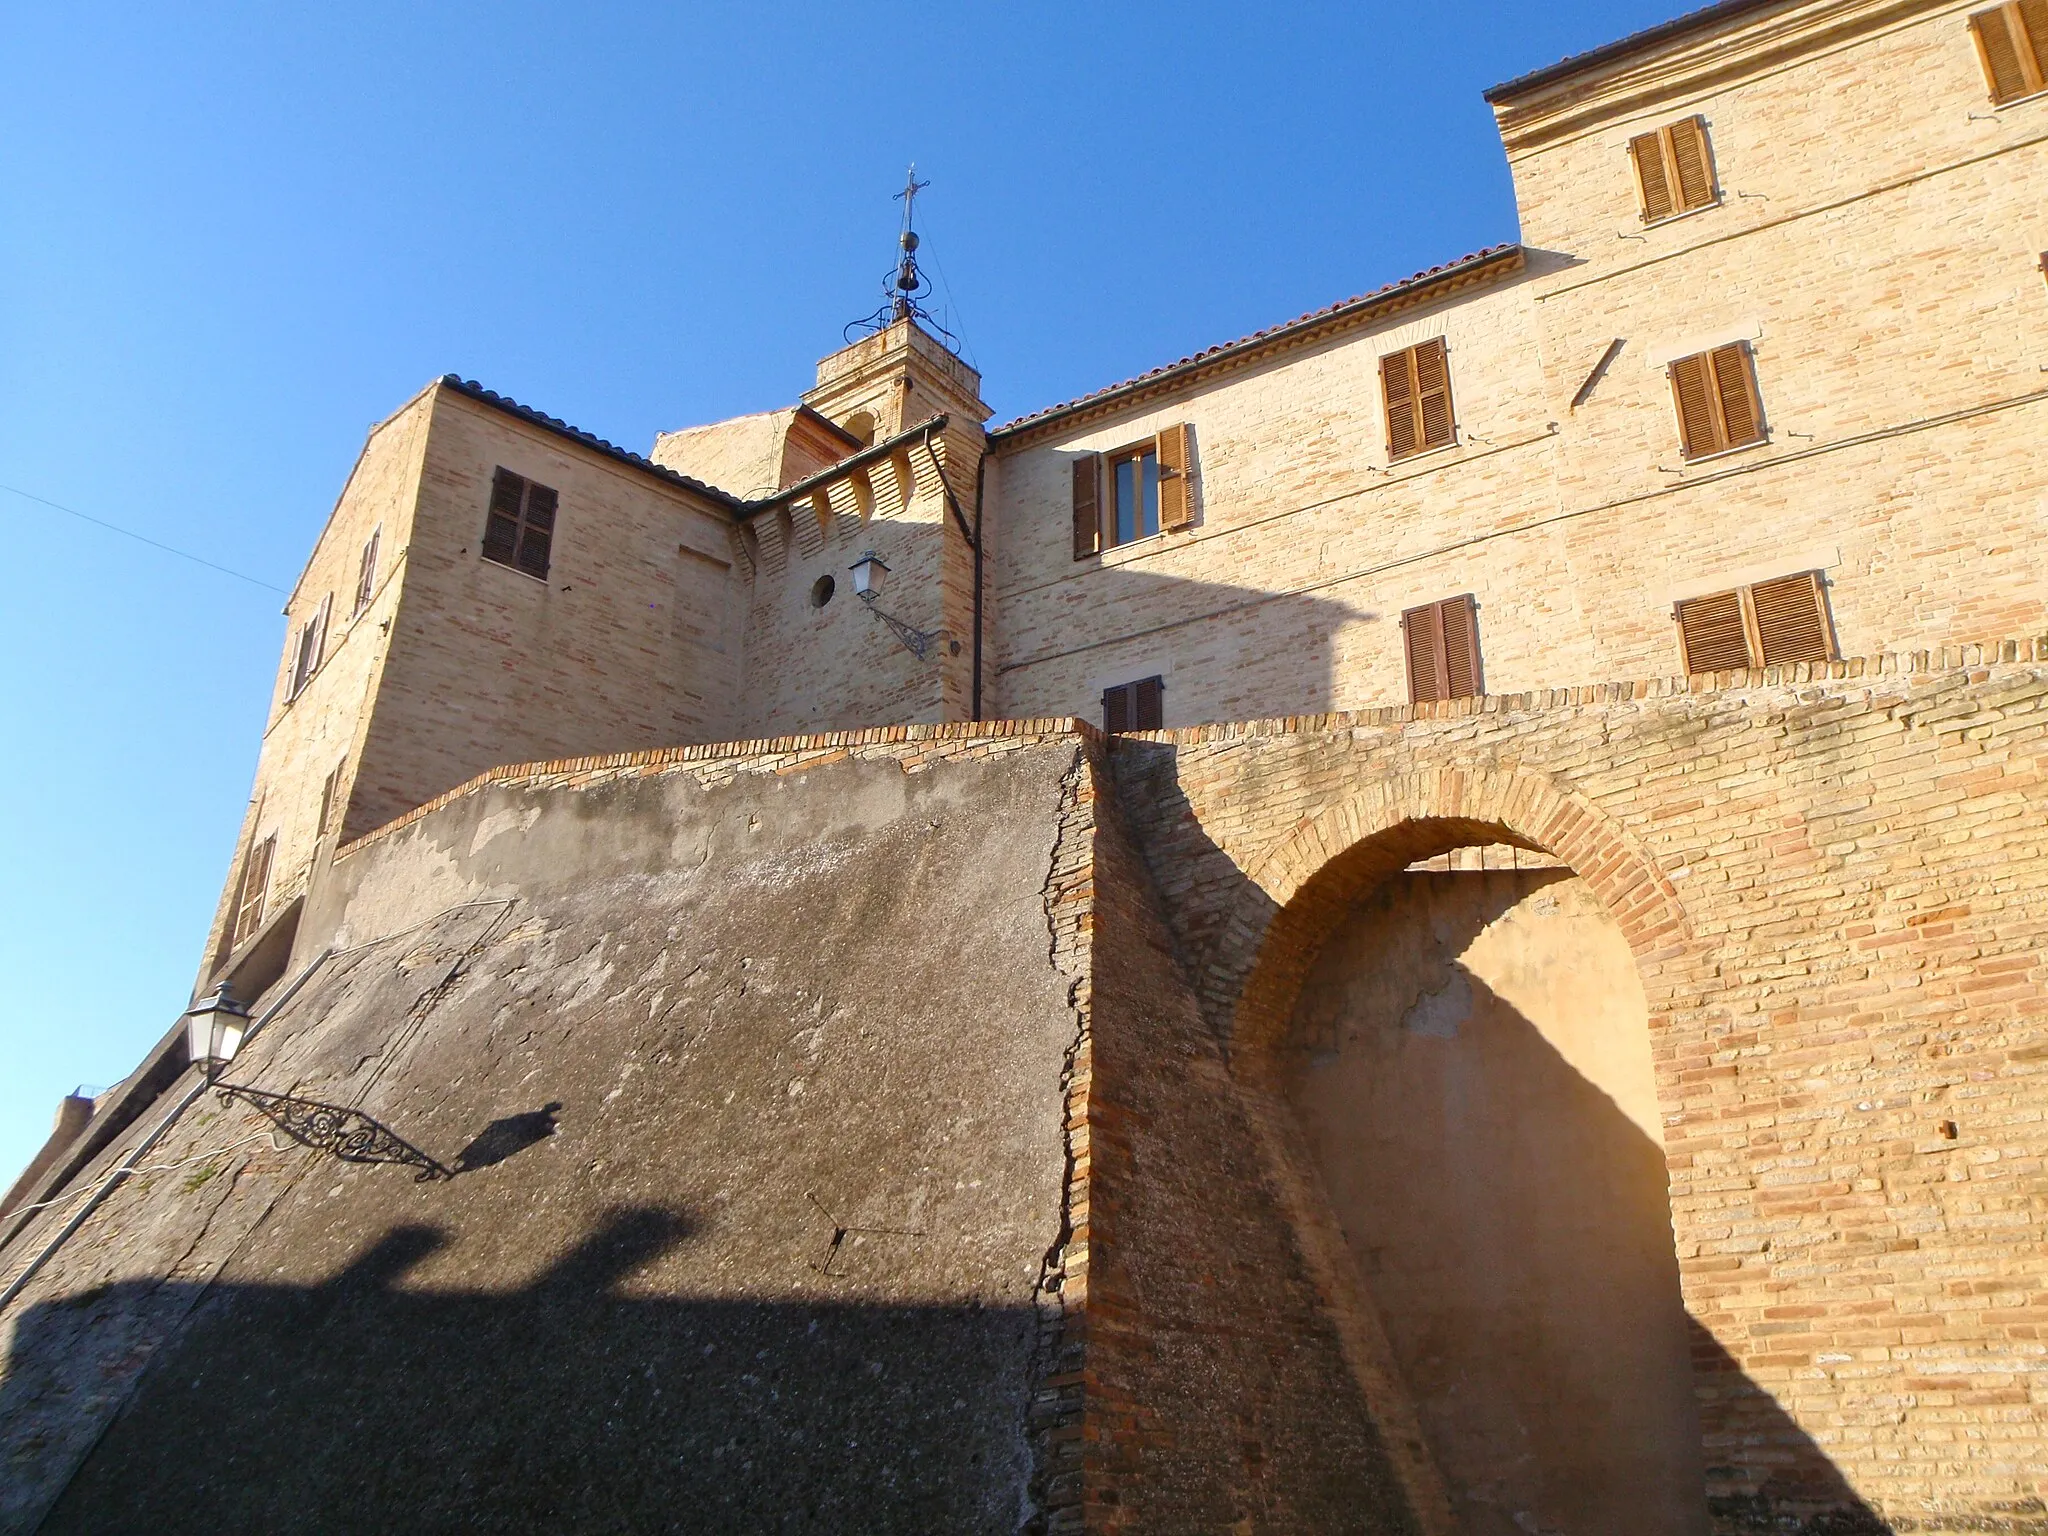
[1216,767,1691,1069]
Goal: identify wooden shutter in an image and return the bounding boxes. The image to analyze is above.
[311,594,331,672]
[1675,590,1751,672]
[1439,594,1481,698]
[1667,117,1715,210]
[355,528,379,614]
[1132,675,1165,730]
[1709,344,1762,448]
[1403,601,1446,702]
[484,468,523,565]
[1751,570,1832,665]
[1382,350,1418,460]
[1414,338,1454,451]
[318,763,340,838]
[1156,425,1193,531]
[233,835,275,946]
[1630,131,1675,221]
[1973,3,2047,101]
[1072,455,1101,560]
[519,483,557,578]
[1670,354,1717,458]
[1101,683,1130,733]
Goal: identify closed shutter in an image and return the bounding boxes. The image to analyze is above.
[1414,338,1454,451]
[1072,455,1101,560]
[1751,570,1833,665]
[1402,603,1443,702]
[233,835,275,947]
[485,468,523,565]
[1668,117,1716,210]
[1156,425,1193,530]
[1440,594,1481,698]
[1101,684,1130,733]
[1132,675,1165,730]
[1670,354,1717,458]
[1711,344,1761,448]
[1382,350,1418,460]
[519,483,557,578]
[1630,131,1675,221]
[1382,339,1455,460]
[1972,3,2047,101]
[1675,590,1751,672]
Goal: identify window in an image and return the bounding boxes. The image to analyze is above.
[1069,426,1193,560]
[483,467,558,579]
[1674,570,1835,673]
[1972,2,2048,103]
[232,834,276,948]
[353,527,380,616]
[288,595,331,699]
[1629,117,1717,222]
[1402,594,1482,703]
[1669,343,1765,459]
[317,761,344,838]
[1101,675,1164,733]
[1380,338,1456,460]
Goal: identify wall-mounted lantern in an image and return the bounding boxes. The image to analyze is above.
[849,551,889,604]
[848,550,952,661]
[184,981,252,1081]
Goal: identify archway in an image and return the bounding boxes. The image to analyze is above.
[1221,776,1707,1535]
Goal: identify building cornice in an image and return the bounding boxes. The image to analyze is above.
[987,246,1525,451]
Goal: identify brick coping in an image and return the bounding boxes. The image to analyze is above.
[336,637,2046,861]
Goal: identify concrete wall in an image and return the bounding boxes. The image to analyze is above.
[1288,869,1703,1536]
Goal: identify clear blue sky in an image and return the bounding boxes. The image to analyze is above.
[0,0,1683,1186]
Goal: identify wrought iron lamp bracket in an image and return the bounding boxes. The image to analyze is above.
[213,1081,453,1181]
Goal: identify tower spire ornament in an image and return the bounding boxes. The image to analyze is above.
[845,164,960,349]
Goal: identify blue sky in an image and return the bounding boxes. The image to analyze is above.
[0,0,1685,1186]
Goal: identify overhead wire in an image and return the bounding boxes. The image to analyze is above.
[0,481,288,594]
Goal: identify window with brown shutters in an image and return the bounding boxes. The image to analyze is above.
[1628,117,1718,222]
[317,761,343,839]
[1668,343,1765,459]
[288,594,331,700]
[1101,675,1165,732]
[231,834,275,948]
[1380,338,1455,461]
[483,467,558,580]
[353,527,380,616]
[1971,2,2048,104]
[1402,594,1482,703]
[1674,570,1835,672]
[1072,427,1194,560]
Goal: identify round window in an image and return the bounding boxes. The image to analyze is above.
[810,574,836,609]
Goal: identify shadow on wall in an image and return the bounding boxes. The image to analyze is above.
[7,1208,1039,1536]
[1107,745,1891,1536]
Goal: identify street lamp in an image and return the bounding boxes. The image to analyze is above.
[184,980,251,1081]
[849,551,889,603]
[847,550,952,660]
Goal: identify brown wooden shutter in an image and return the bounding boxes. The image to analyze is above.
[1101,683,1130,733]
[1670,353,1718,458]
[1382,350,1419,460]
[233,835,275,946]
[318,763,340,838]
[312,593,331,671]
[1750,570,1832,665]
[1709,344,1762,448]
[484,468,523,565]
[1439,594,1481,698]
[1631,131,1675,221]
[1072,455,1101,560]
[1132,675,1165,730]
[1668,117,1715,210]
[1973,3,2046,101]
[1414,338,1455,451]
[1156,425,1192,530]
[1675,590,1751,672]
[519,483,557,578]
[1403,601,1445,703]
[355,528,379,614]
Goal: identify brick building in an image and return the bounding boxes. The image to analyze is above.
[5,1,2048,1533]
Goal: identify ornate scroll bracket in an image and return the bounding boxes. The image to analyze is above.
[217,1083,453,1182]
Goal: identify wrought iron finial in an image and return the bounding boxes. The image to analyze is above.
[845,165,961,350]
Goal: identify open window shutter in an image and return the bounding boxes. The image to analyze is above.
[1751,571,1832,665]
[1414,338,1454,451]
[1132,675,1165,730]
[1670,354,1718,458]
[1156,425,1192,530]
[312,594,331,671]
[1709,344,1761,447]
[519,483,557,578]
[1101,684,1130,734]
[1973,4,2041,100]
[1071,455,1101,560]
[1382,351,1419,460]
[1631,131,1675,221]
[1675,590,1751,672]
[1402,602,1446,703]
[356,528,379,612]
[2020,0,2048,79]
[234,835,274,945]
[1668,117,1715,210]
[484,469,522,564]
[1439,595,1481,698]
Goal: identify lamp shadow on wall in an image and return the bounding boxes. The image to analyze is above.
[2,1205,1046,1536]
[1108,744,1890,1536]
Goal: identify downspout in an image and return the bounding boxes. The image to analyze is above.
[922,428,985,721]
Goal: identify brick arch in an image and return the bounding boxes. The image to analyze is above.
[1214,767,1692,1065]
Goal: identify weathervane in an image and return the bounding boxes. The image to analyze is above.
[845,164,961,349]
